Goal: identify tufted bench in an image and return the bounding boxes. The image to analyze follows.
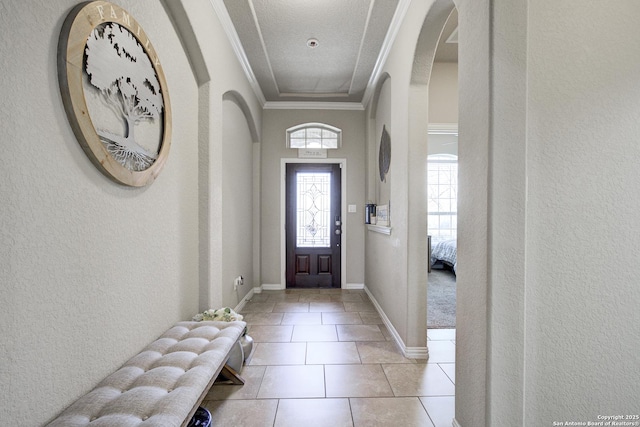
[46,320,246,427]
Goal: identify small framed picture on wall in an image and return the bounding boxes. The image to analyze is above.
[376,204,389,227]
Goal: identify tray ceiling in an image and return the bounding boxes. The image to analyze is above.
[218,0,457,107]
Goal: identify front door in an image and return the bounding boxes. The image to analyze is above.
[286,163,341,288]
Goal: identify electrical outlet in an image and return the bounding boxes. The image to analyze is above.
[234,276,243,291]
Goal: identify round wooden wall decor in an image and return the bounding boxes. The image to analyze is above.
[58,1,171,187]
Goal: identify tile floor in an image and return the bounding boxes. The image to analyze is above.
[202,288,455,427]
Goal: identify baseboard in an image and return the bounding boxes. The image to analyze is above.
[234,288,254,313]
[452,418,462,427]
[364,286,429,360]
[404,346,429,359]
[258,283,363,291]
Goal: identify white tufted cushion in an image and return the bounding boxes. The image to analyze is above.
[47,321,246,427]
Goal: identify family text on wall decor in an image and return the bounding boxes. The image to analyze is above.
[58,1,171,186]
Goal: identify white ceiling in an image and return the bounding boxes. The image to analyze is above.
[217,0,457,107]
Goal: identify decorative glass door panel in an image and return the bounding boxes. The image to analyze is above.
[286,163,341,288]
[296,172,331,248]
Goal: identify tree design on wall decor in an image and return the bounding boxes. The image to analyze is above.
[58,1,171,187]
[85,22,164,171]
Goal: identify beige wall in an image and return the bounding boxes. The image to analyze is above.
[455,0,491,423]
[221,98,255,305]
[260,109,366,288]
[427,133,458,156]
[374,79,392,206]
[179,0,263,310]
[523,0,640,422]
[428,62,458,156]
[429,62,458,124]
[457,0,640,425]
[3,0,639,425]
[0,1,261,424]
[364,0,441,352]
[365,75,411,341]
[0,1,197,423]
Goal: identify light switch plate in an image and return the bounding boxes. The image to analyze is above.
[348,204,357,213]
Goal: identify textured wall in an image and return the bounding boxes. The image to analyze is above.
[365,76,410,340]
[375,81,393,206]
[179,0,263,311]
[0,1,199,424]
[365,0,448,350]
[0,0,263,424]
[455,0,640,425]
[221,98,255,305]
[453,0,491,424]
[486,0,527,424]
[524,0,640,422]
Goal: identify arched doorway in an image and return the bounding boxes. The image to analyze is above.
[406,0,457,335]
[409,1,492,426]
[406,1,459,425]
[425,10,458,332]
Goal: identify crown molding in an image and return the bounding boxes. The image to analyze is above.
[361,0,412,108]
[212,0,411,111]
[264,101,365,111]
[428,123,459,134]
[210,0,266,106]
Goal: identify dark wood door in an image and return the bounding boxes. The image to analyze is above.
[286,163,341,288]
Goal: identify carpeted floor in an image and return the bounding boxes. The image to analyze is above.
[427,268,456,328]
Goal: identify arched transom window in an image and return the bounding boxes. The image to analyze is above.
[287,123,341,149]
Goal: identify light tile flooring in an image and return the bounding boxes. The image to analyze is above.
[203,288,455,427]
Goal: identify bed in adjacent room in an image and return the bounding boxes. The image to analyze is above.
[430,238,457,274]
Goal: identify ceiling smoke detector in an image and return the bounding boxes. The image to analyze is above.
[306,38,319,48]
